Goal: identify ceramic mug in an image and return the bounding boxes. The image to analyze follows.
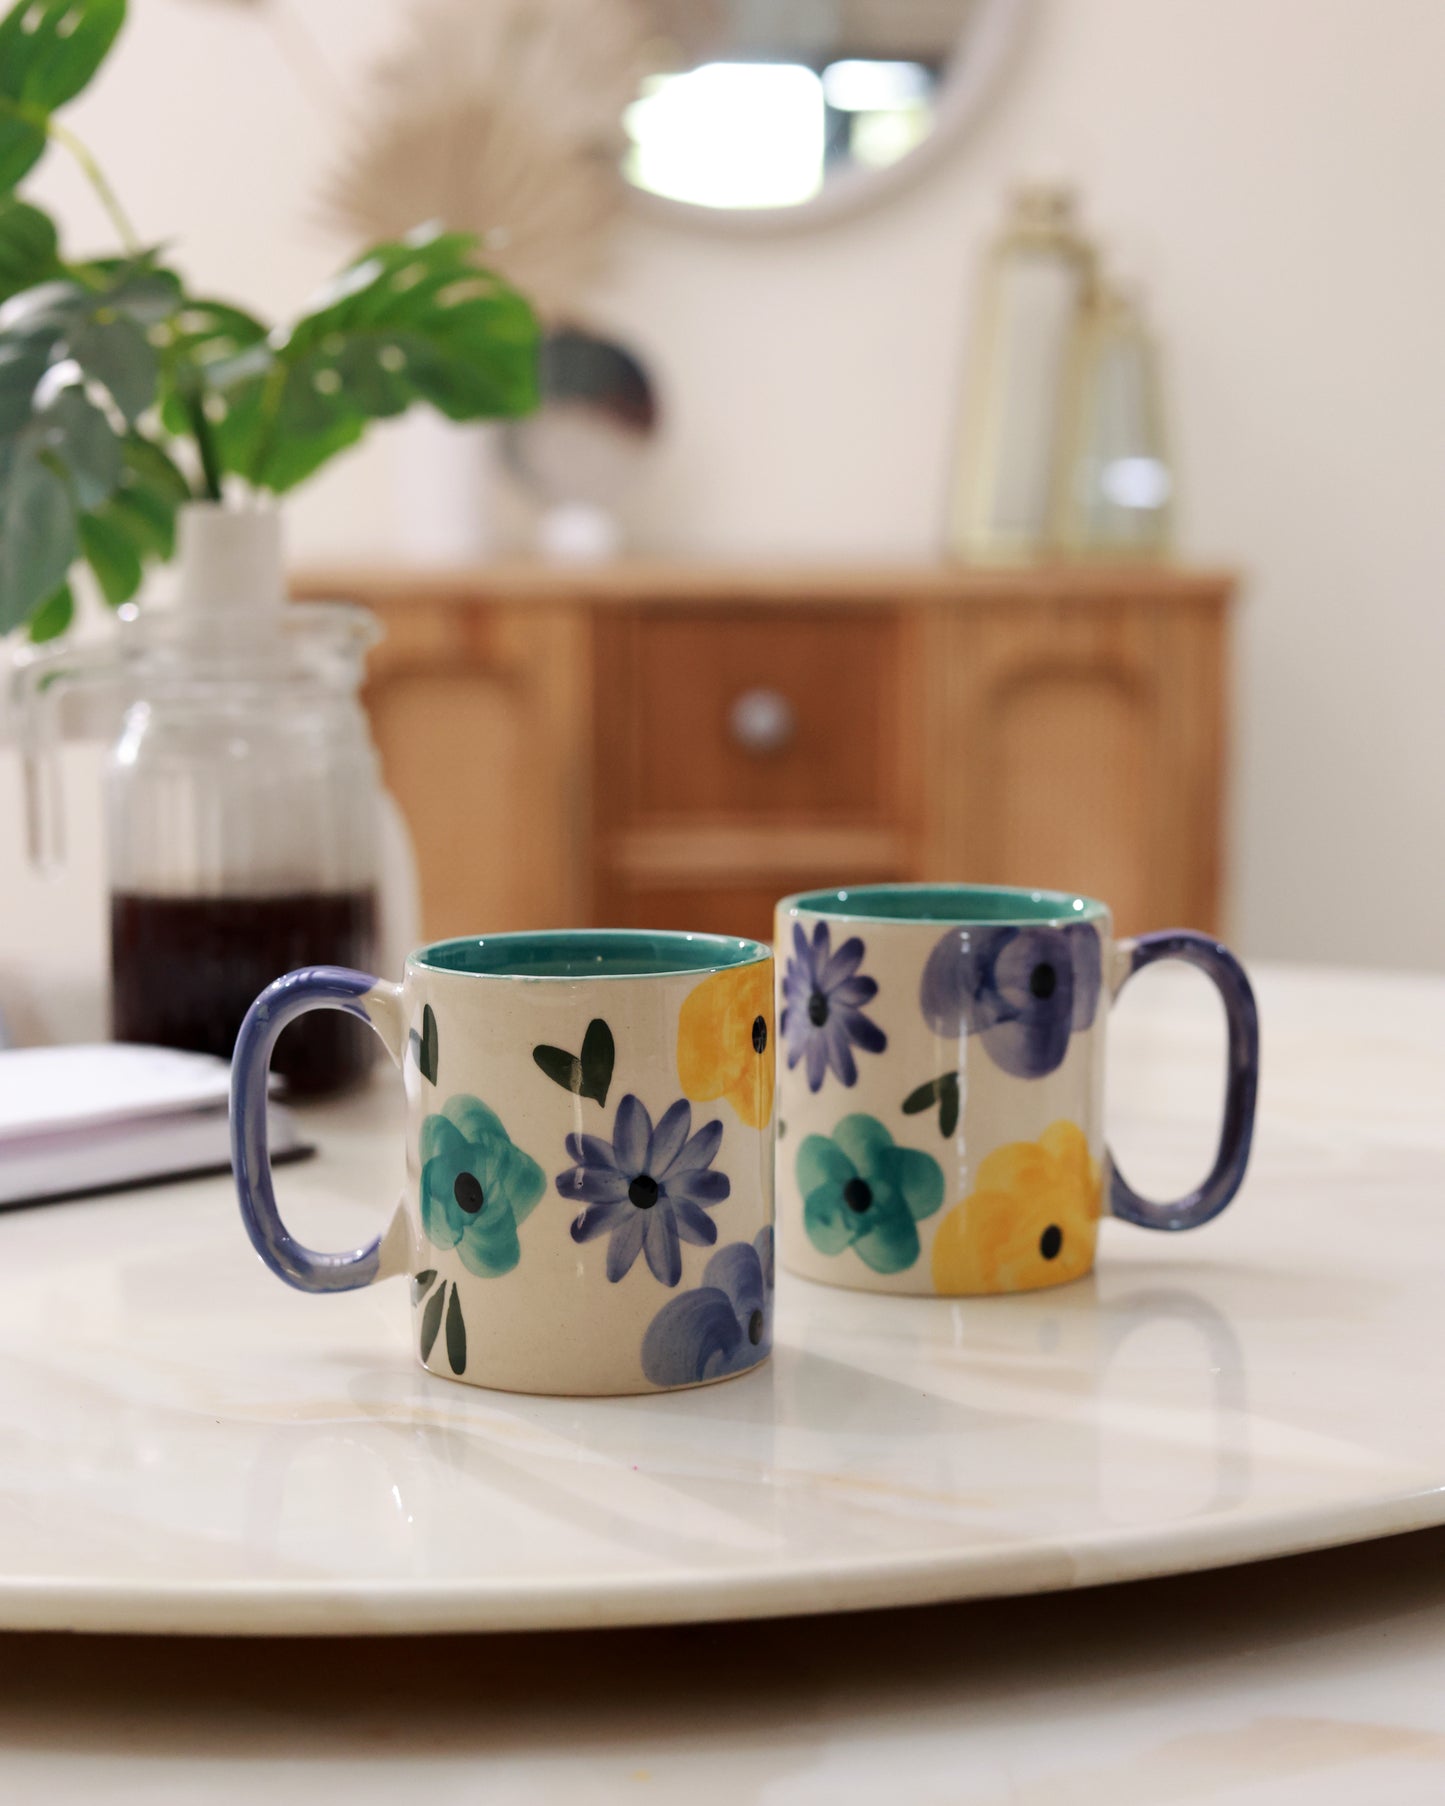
[774,884,1258,1296]
[231,930,776,1395]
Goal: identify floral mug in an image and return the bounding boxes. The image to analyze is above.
[775,885,1258,1296]
[231,930,776,1395]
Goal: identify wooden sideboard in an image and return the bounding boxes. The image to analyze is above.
[295,564,1234,945]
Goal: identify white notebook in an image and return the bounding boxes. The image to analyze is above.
[0,1043,311,1208]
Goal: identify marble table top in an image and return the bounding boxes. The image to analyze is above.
[1,961,1444,1796]
[6,1527,1445,1803]
[2,964,1445,1639]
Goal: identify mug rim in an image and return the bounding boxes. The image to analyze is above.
[778,882,1110,928]
[410,927,771,981]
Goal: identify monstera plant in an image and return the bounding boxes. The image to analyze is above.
[0,0,538,640]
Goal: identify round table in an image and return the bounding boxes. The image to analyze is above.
[1,962,1443,1798]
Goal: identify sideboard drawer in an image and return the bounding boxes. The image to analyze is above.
[312,562,1233,945]
[596,608,904,826]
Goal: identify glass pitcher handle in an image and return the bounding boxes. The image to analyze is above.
[10,640,120,873]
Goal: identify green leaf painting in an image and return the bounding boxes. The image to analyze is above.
[533,1017,614,1108]
[444,1281,467,1376]
[418,1281,445,1365]
[418,1005,439,1085]
[902,1071,961,1140]
[418,1274,468,1376]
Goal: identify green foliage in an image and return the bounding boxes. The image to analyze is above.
[26,578,71,640]
[0,101,42,189]
[0,0,126,113]
[188,230,537,493]
[0,0,126,190]
[0,429,74,632]
[0,263,182,631]
[0,0,541,639]
[102,432,189,561]
[0,196,61,300]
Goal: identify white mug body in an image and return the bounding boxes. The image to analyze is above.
[773,884,1259,1297]
[233,931,776,1395]
[776,886,1109,1297]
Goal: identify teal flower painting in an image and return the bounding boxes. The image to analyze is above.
[797,1114,945,1275]
[420,1095,546,1278]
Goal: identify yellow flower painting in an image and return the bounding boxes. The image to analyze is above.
[931,1119,1102,1295]
[677,960,775,1129]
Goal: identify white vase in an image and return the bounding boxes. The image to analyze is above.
[389,411,500,566]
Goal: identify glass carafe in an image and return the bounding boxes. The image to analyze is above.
[18,504,383,1097]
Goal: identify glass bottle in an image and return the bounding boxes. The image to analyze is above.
[1049,280,1174,558]
[18,504,383,1097]
[947,183,1097,562]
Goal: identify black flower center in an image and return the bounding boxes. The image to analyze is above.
[747,1308,764,1346]
[752,1013,768,1054]
[453,1172,485,1214]
[843,1177,873,1213]
[807,990,829,1027]
[628,1173,659,1210]
[1030,962,1057,1001]
[1039,1224,1062,1260]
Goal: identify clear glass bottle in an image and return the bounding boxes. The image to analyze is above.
[19,504,383,1097]
[947,183,1097,562]
[1049,280,1174,558]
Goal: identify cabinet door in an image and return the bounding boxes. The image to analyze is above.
[925,597,1226,935]
[365,604,590,940]
[593,605,919,941]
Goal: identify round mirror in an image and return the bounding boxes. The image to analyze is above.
[623,0,1025,229]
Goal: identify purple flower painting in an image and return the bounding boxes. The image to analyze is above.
[556,1093,730,1287]
[919,922,1102,1080]
[641,1229,774,1388]
[781,920,886,1092]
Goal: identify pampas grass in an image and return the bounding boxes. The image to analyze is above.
[321,0,648,317]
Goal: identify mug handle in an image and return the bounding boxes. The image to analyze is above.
[231,966,408,1292]
[1107,931,1260,1232]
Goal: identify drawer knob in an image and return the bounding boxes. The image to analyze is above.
[729,688,796,755]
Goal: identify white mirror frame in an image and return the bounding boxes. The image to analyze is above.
[624,0,1029,235]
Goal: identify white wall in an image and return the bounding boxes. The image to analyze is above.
[8,0,1445,983]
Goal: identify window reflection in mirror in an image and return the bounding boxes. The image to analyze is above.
[623,0,976,213]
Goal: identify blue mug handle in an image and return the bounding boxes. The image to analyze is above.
[1108,931,1259,1231]
[230,966,406,1292]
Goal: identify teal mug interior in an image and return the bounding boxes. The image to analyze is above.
[783,883,1109,926]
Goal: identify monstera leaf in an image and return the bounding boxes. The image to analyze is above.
[0,0,545,642]
[0,0,126,190]
[20,431,188,635]
[195,228,539,492]
[0,197,61,302]
[0,264,187,632]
